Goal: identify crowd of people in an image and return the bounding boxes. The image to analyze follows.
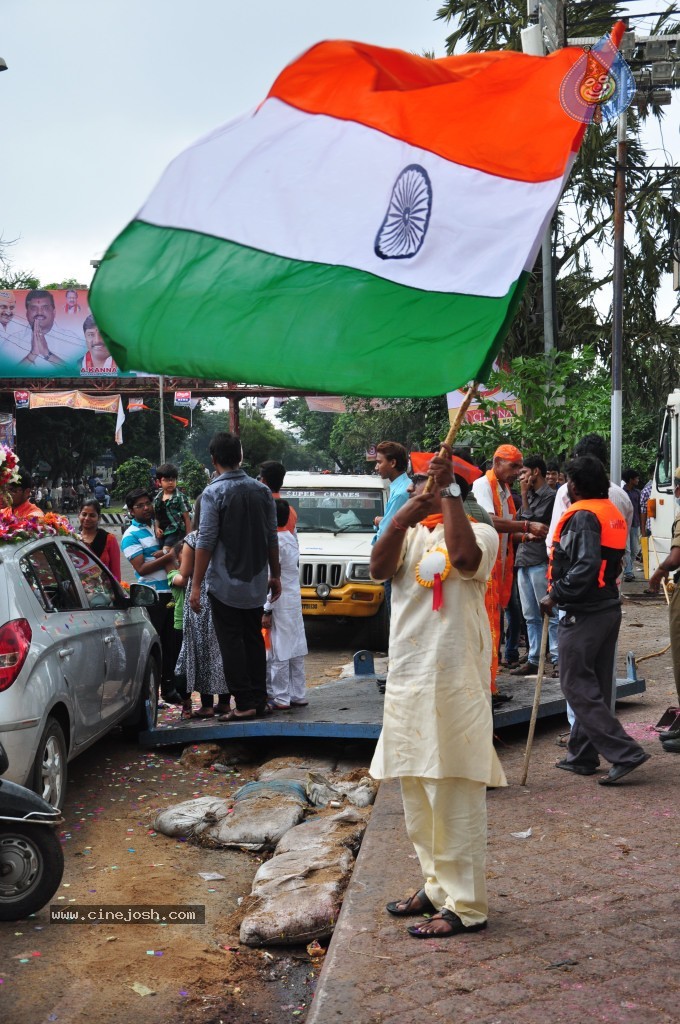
[118,439,307,719]
[9,429,679,944]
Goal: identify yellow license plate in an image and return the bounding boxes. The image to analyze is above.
[301,603,319,611]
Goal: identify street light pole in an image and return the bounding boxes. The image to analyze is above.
[610,110,627,487]
[159,375,166,465]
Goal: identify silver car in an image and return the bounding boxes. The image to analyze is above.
[0,535,161,808]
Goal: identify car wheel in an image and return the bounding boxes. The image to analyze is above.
[121,656,159,739]
[31,718,67,810]
[0,824,64,921]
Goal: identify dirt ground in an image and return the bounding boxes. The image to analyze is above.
[0,623,367,1024]
[0,592,673,1024]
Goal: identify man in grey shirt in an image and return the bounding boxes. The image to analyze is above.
[512,455,557,676]
[190,432,281,719]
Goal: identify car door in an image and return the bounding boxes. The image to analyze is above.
[61,541,142,721]
[19,542,106,746]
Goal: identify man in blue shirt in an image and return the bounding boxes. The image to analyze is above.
[122,488,182,702]
[190,433,281,719]
[373,441,410,622]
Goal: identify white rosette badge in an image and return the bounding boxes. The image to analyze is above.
[415,546,451,612]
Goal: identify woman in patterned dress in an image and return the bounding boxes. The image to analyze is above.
[174,496,231,717]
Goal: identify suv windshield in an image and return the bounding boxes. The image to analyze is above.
[281,488,384,533]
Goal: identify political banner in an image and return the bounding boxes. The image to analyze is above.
[0,287,150,379]
[25,391,125,444]
[446,364,521,426]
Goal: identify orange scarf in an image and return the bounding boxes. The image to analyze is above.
[420,513,443,531]
[485,469,516,608]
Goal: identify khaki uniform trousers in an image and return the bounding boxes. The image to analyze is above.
[399,776,488,926]
[670,585,680,704]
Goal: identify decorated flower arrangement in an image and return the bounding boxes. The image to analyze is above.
[0,508,75,545]
[0,444,20,491]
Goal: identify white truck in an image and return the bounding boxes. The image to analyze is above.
[280,472,390,649]
[648,388,680,571]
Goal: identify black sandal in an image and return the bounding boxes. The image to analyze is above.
[407,908,487,938]
[386,888,436,917]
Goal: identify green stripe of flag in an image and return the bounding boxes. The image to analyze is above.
[91,221,527,398]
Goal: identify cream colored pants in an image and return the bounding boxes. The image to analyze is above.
[399,775,488,926]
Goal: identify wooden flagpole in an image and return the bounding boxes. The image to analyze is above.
[423,381,480,493]
[520,615,550,786]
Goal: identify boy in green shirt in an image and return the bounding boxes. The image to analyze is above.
[154,463,192,548]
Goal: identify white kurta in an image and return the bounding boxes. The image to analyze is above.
[265,531,308,662]
[472,474,512,569]
[370,521,507,788]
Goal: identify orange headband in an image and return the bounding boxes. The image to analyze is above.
[494,444,523,463]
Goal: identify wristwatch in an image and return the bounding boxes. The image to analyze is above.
[440,481,462,499]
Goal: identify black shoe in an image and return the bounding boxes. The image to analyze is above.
[661,738,680,753]
[407,908,487,938]
[162,690,185,706]
[492,692,513,707]
[659,728,680,742]
[598,753,651,785]
[386,888,436,917]
[510,662,539,677]
[555,759,598,776]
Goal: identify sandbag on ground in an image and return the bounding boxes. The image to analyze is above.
[250,847,355,895]
[275,807,367,855]
[257,756,338,782]
[240,882,342,947]
[154,796,230,838]
[204,780,308,851]
[239,808,369,946]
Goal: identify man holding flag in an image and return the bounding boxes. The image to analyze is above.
[370,448,505,938]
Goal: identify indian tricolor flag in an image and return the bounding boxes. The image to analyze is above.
[91,32,621,397]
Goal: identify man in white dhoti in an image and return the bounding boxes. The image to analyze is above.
[369,448,506,938]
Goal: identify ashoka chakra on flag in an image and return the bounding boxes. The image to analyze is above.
[375,164,432,261]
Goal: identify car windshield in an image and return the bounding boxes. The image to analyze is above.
[281,488,384,533]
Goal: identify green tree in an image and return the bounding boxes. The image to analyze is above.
[435,1,680,419]
[180,453,208,498]
[42,278,87,290]
[113,457,153,501]
[15,407,115,482]
[456,349,611,461]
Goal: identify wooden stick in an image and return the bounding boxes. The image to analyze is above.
[649,534,671,606]
[519,614,550,786]
[423,381,480,493]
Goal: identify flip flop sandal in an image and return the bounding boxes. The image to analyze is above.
[386,888,436,917]
[407,908,487,938]
[218,708,257,721]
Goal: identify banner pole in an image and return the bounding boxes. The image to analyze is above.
[423,381,480,493]
[159,375,166,465]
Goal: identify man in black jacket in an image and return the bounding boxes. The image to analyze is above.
[540,456,650,785]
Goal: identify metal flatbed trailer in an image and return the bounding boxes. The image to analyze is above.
[138,651,646,748]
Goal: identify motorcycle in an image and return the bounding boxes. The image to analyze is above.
[0,741,64,920]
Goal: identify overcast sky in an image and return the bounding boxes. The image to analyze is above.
[3,0,452,285]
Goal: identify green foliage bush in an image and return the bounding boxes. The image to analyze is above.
[180,454,209,498]
[114,457,153,502]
